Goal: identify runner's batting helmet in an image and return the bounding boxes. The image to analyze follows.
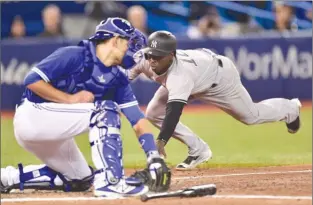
[145,31,177,56]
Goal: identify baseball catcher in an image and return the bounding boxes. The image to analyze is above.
[1,18,171,197]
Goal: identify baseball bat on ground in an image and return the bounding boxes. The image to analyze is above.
[140,184,216,202]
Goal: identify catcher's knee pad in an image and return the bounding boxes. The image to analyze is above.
[5,163,94,192]
[90,100,121,129]
[89,100,124,185]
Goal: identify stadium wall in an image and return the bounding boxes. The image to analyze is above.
[1,35,312,110]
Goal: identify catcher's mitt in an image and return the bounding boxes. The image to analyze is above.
[131,168,151,184]
[131,158,171,192]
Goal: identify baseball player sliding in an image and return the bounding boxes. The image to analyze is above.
[1,18,171,197]
[128,31,302,171]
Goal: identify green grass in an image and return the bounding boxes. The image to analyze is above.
[1,108,312,168]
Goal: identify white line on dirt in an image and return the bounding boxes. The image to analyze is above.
[1,194,312,203]
[210,195,312,200]
[173,169,312,180]
[1,169,312,203]
[1,197,115,203]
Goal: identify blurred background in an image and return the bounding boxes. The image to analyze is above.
[1,1,312,168]
[1,1,313,39]
[1,0,312,109]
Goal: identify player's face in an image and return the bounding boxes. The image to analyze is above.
[146,53,173,75]
[114,37,129,63]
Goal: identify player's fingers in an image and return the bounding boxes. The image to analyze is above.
[163,150,167,158]
[160,148,167,159]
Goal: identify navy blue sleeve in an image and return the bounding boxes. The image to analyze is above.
[24,46,84,86]
[115,83,145,126]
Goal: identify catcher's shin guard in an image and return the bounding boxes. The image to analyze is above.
[89,100,127,188]
[1,164,94,193]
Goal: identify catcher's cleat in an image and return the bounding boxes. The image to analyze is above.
[0,181,12,194]
[94,178,148,198]
[286,98,302,134]
[1,166,15,193]
[176,149,212,170]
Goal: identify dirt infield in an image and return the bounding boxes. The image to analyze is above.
[2,103,312,204]
[1,165,312,205]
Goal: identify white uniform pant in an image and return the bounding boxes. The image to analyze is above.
[146,56,300,156]
[13,99,94,180]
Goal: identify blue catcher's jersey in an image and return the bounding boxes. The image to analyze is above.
[22,40,143,125]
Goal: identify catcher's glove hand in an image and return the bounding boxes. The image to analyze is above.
[131,168,151,185]
[131,158,171,192]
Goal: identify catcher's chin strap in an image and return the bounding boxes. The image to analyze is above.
[9,163,94,192]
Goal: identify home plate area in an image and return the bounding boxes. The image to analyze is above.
[1,165,312,205]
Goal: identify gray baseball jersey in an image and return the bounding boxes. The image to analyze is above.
[129,48,221,104]
[128,48,301,158]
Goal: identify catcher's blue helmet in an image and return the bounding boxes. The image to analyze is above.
[89,17,147,70]
[89,17,135,41]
